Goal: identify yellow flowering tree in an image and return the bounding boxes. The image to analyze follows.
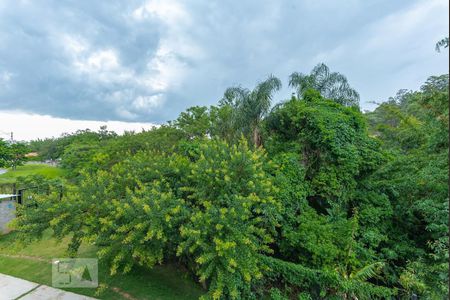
[178,139,281,299]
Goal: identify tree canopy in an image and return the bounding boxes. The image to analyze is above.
[0,139,29,169]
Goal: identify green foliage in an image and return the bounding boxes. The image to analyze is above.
[94,125,185,171]
[178,139,281,299]
[223,75,282,147]
[282,208,341,268]
[15,139,281,299]
[209,104,237,143]
[0,139,9,167]
[60,143,99,178]
[0,139,29,169]
[28,127,117,161]
[34,125,185,181]
[268,288,289,300]
[11,175,64,242]
[289,63,360,107]
[266,90,383,211]
[264,89,398,298]
[173,106,213,139]
[367,74,449,298]
[96,181,188,274]
[259,255,393,299]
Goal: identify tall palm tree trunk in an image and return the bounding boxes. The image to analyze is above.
[253,126,261,148]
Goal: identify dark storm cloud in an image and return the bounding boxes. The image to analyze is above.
[0,0,448,123]
[0,0,165,121]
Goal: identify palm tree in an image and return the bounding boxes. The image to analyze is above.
[435,37,449,52]
[289,63,360,107]
[223,75,282,147]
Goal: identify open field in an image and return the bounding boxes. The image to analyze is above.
[0,164,66,184]
[0,230,204,300]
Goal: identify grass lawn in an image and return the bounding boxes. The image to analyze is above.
[0,163,66,184]
[0,231,204,299]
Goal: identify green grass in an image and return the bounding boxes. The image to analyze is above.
[0,163,66,184]
[0,231,204,299]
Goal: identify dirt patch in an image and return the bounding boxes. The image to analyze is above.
[0,253,51,263]
[111,287,139,300]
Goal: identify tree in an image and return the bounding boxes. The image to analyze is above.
[9,142,28,170]
[209,104,236,144]
[177,139,281,299]
[263,90,392,298]
[173,106,212,139]
[435,37,449,52]
[0,139,10,168]
[223,75,281,147]
[0,139,28,169]
[289,63,360,107]
[265,89,382,213]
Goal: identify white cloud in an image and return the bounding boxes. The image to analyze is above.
[0,71,13,87]
[0,110,156,141]
[73,48,121,76]
[63,35,123,79]
[86,49,119,71]
[134,0,205,91]
[132,0,189,24]
[62,34,88,56]
[132,94,165,110]
[54,2,197,119]
[114,107,139,120]
[59,32,169,116]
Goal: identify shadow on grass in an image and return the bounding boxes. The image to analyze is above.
[0,231,204,300]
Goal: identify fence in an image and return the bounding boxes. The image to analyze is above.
[0,183,63,234]
[0,184,16,233]
[0,183,16,195]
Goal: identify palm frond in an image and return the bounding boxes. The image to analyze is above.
[222,87,249,107]
[289,72,313,98]
[288,72,304,87]
[311,63,330,83]
[253,75,282,117]
[290,63,360,106]
[435,37,449,52]
[350,262,385,282]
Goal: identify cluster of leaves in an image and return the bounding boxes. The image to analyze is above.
[0,139,28,169]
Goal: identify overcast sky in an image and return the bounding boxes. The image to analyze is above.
[0,0,448,140]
